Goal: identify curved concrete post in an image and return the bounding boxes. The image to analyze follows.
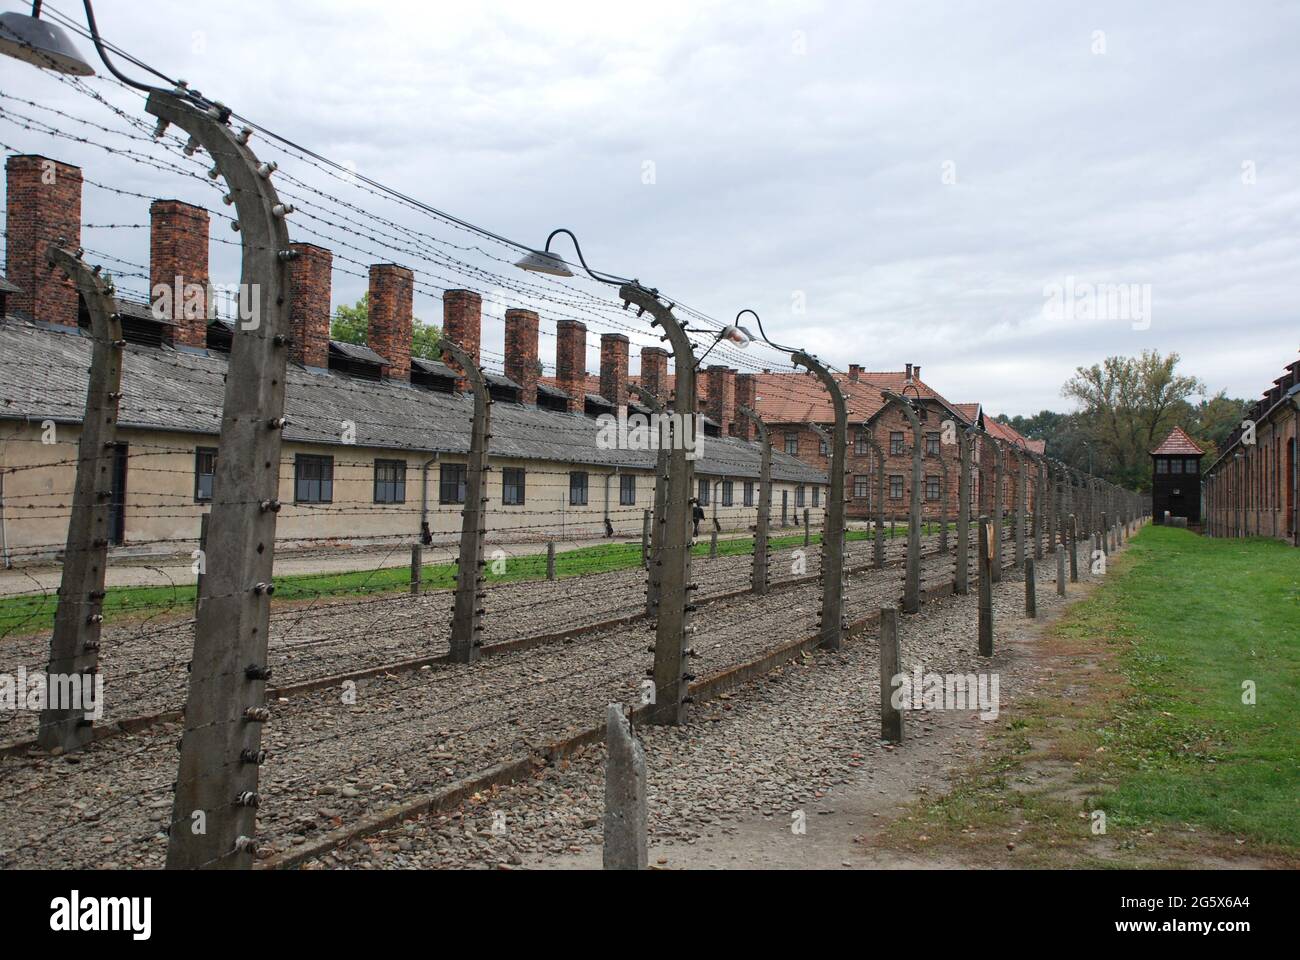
[866,427,886,569]
[881,391,923,614]
[955,426,976,595]
[792,352,847,649]
[1012,445,1026,569]
[620,284,696,725]
[739,404,771,595]
[37,245,124,754]
[936,444,950,555]
[985,435,1005,582]
[149,89,293,871]
[631,384,669,616]
[440,338,490,664]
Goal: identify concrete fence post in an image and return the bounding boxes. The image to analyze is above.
[441,339,490,665]
[153,89,294,870]
[603,703,647,870]
[1025,557,1037,618]
[710,527,719,557]
[410,544,422,596]
[879,607,902,743]
[641,508,651,569]
[739,405,771,596]
[803,507,811,546]
[546,541,556,581]
[991,439,1005,583]
[1013,447,1026,570]
[1056,544,1066,596]
[1069,513,1079,583]
[867,429,886,569]
[1101,510,1109,556]
[882,391,922,615]
[937,448,950,555]
[1032,455,1044,562]
[631,384,669,615]
[195,512,210,619]
[955,428,973,595]
[794,351,847,650]
[978,516,993,657]
[621,285,696,726]
[37,244,125,755]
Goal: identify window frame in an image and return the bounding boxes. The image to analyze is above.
[373,458,407,505]
[784,433,799,457]
[294,454,334,505]
[619,473,636,506]
[889,475,904,500]
[890,431,906,456]
[439,462,467,505]
[925,474,940,502]
[194,446,217,502]
[569,470,589,506]
[502,467,526,506]
[853,474,870,499]
[743,481,754,507]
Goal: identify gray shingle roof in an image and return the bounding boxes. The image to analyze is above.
[411,356,457,379]
[329,340,388,365]
[0,318,826,483]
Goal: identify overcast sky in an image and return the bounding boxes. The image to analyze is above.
[2,0,1297,416]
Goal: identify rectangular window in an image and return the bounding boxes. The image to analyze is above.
[569,471,588,506]
[812,485,820,507]
[619,473,636,506]
[697,477,710,506]
[818,436,828,457]
[502,467,526,505]
[854,432,869,456]
[194,447,217,502]
[854,475,870,499]
[1185,458,1199,474]
[785,433,799,456]
[1170,459,1183,474]
[440,463,466,504]
[925,433,940,457]
[373,458,406,504]
[294,454,334,504]
[1155,459,1168,474]
[743,481,754,507]
[925,475,940,501]
[722,480,734,506]
[796,485,806,508]
[889,475,904,500]
[890,432,906,456]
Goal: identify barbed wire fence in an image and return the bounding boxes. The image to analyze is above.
[0,32,1148,870]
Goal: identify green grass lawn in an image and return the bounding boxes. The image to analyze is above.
[1080,526,1300,845]
[0,523,921,637]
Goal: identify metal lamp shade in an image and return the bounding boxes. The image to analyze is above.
[0,12,95,76]
[513,248,574,277]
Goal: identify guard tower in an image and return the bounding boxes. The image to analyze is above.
[1151,426,1204,524]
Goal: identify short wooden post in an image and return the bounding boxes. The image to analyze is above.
[803,508,811,546]
[709,527,719,557]
[1024,557,1036,618]
[1056,545,1066,596]
[879,606,902,742]
[546,541,556,581]
[978,516,993,657]
[410,544,422,596]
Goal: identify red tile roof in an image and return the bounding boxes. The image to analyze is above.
[1151,426,1204,456]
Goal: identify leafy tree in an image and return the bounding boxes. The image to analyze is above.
[1062,351,1204,490]
[330,293,443,359]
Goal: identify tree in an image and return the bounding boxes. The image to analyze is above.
[330,293,443,359]
[1062,351,1204,490]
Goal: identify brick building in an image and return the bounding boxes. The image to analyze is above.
[1203,355,1299,544]
[0,153,826,562]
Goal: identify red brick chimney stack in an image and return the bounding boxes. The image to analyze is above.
[287,242,332,369]
[705,365,737,434]
[640,346,669,403]
[5,154,82,327]
[599,333,629,409]
[555,319,587,414]
[504,308,540,405]
[367,263,413,381]
[442,289,482,393]
[149,199,209,349]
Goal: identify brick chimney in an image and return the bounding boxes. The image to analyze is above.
[149,199,209,349]
[705,365,737,434]
[367,263,413,381]
[504,308,539,405]
[555,318,587,414]
[913,364,922,382]
[734,373,757,441]
[5,155,82,327]
[287,242,332,369]
[905,362,914,382]
[599,333,629,409]
[640,346,668,403]
[442,289,481,392]
[848,364,862,382]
